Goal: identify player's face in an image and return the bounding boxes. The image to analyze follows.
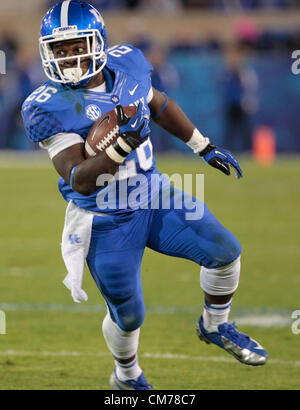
[52,38,91,74]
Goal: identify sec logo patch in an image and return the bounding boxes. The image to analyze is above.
[86,104,102,121]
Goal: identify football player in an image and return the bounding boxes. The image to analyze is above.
[21,0,267,390]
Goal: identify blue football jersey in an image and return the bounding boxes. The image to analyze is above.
[22,44,160,214]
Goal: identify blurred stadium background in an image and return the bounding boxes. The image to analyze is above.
[1,0,300,390]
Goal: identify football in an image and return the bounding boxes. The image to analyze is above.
[85,105,137,158]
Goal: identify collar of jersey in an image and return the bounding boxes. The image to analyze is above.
[82,65,125,100]
[102,67,115,93]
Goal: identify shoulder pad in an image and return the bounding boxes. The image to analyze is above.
[21,82,75,143]
[22,103,64,143]
[107,44,153,81]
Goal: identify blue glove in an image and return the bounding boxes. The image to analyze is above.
[116,103,150,150]
[200,144,243,179]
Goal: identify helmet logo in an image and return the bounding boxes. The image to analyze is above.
[53,25,77,33]
[89,9,104,25]
[86,104,102,121]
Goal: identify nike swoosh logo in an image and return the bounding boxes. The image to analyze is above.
[215,150,227,158]
[91,115,110,140]
[130,118,139,128]
[129,84,139,96]
[253,340,264,350]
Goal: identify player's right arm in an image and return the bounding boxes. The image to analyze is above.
[21,90,120,196]
[21,89,148,196]
[51,143,120,196]
[52,103,150,193]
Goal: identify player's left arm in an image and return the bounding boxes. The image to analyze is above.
[148,88,243,179]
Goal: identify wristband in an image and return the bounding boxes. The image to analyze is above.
[187,128,210,154]
[105,137,132,164]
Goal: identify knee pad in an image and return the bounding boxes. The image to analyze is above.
[102,312,140,360]
[113,297,145,332]
[200,256,241,296]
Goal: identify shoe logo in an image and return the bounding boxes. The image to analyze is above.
[129,84,139,96]
[253,340,264,350]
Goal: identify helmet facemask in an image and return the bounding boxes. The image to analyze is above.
[39,27,107,85]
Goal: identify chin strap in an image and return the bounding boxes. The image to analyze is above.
[65,59,98,88]
[63,68,83,84]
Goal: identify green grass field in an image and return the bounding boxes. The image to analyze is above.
[0,154,299,390]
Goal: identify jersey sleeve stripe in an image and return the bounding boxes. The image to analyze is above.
[146,87,153,104]
[39,132,84,160]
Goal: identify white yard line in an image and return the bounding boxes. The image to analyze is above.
[0,349,298,367]
[0,303,293,328]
